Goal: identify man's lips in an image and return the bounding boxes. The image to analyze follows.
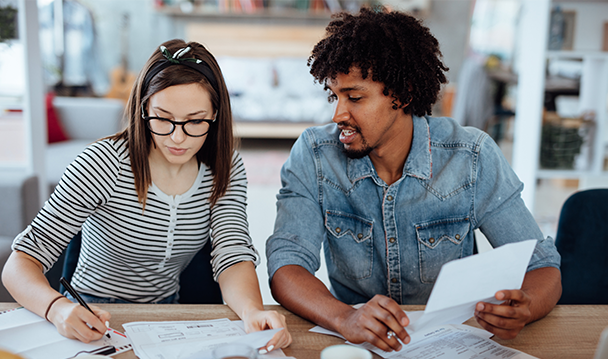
[339,128,358,144]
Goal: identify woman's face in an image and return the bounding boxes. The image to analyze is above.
[146,83,214,167]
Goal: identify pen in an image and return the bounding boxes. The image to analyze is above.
[59,277,111,339]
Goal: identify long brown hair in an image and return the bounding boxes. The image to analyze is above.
[110,39,234,208]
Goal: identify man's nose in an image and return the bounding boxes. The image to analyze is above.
[332,100,350,123]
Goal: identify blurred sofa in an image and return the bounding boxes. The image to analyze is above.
[0,174,39,302]
[46,96,124,192]
[0,96,124,302]
[218,56,334,124]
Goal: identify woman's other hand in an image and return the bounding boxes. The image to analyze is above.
[243,308,292,354]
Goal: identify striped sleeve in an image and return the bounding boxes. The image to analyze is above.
[12,140,121,272]
[209,151,260,281]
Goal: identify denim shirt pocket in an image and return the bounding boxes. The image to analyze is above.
[415,217,470,283]
[325,210,374,280]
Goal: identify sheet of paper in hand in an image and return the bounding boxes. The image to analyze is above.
[406,239,537,336]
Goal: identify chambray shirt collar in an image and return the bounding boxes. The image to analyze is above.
[346,115,432,183]
[403,115,432,180]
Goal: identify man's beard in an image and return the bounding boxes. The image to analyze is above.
[338,122,373,159]
[342,138,373,159]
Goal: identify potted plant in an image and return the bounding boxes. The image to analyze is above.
[0,3,18,44]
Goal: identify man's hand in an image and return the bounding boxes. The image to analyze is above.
[336,295,410,352]
[474,290,532,340]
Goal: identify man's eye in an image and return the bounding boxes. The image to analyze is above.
[349,97,361,102]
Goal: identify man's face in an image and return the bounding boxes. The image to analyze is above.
[327,67,409,159]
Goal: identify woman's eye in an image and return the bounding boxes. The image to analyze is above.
[327,93,337,103]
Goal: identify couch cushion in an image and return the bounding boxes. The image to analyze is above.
[46,92,69,143]
[0,174,39,238]
[52,96,124,140]
[0,236,16,302]
[46,140,92,187]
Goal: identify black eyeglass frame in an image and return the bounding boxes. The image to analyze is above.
[143,116,216,137]
[141,104,217,138]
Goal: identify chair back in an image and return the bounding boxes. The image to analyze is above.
[555,188,608,304]
[60,232,222,304]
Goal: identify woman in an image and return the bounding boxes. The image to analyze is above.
[1,39,291,353]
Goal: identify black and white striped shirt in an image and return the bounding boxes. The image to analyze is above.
[12,138,259,302]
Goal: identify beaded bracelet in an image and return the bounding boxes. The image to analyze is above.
[44,295,65,322]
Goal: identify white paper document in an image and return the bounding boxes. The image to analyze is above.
[310,240,539,358]
[365,324,537,359]
[0,306,132,358]
[123,319,286,359]
[407,239,537,334]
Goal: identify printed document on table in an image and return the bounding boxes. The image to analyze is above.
[0,306,132,358]
[123,319,283,359]
[311,322,536,359]
[366,324,538,359]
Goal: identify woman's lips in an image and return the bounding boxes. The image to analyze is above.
[168,147,188,156]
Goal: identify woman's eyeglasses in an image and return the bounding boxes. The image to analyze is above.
[144,116,215,137]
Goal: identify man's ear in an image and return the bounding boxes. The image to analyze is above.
[390,94,412,111]
[385,86,412,110]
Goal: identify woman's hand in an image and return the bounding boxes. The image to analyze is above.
[48,297,111,343]
[242,308,292,354]
[218,262,292,353]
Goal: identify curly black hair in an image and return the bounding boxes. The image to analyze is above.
[308,7,448,117]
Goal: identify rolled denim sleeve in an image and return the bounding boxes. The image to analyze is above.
[473,135,561,271]
[266,130,326,283]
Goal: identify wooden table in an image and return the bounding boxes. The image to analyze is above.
[1,303,607,359]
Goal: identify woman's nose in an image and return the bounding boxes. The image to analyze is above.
[171,124,187,143]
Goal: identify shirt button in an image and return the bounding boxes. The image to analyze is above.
[357,233,363,239]
[391,278,398,283]
[171,205,176,209]
[336,227,341,233]
[170,230,174,233]
[429,237,435,244]
[455,234,461,240]
[387,195,394,201]
[389,237,396,243]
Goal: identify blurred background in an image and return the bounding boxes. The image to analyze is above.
[0,0,607,304]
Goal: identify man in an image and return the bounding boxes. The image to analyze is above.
[266,7,561,353]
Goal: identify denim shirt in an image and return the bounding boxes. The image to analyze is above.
[266,116,561,305]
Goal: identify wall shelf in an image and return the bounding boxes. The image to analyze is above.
[155,5,333,23]
[512,0,608,213]
[233,121,320,139]
[537,169,608,179]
